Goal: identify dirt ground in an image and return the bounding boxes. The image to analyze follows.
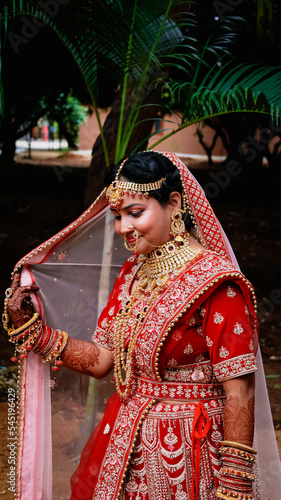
[0,150,280,499]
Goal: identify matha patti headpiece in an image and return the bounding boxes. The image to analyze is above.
[106,157,166,209]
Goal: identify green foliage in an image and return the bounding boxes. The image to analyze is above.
[1,0,281,163]
[150,59,281,149]
[43,92,88,145]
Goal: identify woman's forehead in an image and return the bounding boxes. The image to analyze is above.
[110,194,158,212]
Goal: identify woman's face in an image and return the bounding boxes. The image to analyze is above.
[110,192,181,254]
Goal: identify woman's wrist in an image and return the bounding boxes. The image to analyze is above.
[216,440,257,500]
[8,317,68,371]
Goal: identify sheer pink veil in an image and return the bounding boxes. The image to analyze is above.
[13,152,280,500]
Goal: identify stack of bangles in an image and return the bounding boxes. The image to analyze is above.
[216,441,257,500]
[7,312,68,371]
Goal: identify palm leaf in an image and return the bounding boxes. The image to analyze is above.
[0,0,193,159]
[1,1,281,161]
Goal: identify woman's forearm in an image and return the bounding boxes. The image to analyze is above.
[223,393,255,446]
[218,374,256,499]
[222,373,255,447]
[61,336,113,379]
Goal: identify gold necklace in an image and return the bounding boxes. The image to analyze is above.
[112,233,201,402]
[113,286,161,402]
[136,233,201,289]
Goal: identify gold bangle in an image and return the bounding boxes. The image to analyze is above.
[217,493,253,500]
[220,446,256,463]
[221,467,256,482]
[2,288,13,332]
[8,313,39,336]
[220,441,257,455]
[217,486,254,500]
[217,492,234,500]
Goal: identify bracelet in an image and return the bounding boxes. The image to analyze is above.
[220,441,257,455]
[8,313,39,337]
[42,329,68,370]
[33,326,52,354]
[222,457,253,466]
[220,446,256,464]
[217,486,254,500]
[219,478,253,491]
[221,467,256,482]
[23,322,43,350]
[39,327,56,357]
[9,319,39,344]
[221,460,253,473]
[9,316,42,362]
[2,287,13,332]
[8,317,68,372]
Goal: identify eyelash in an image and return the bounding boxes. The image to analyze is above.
[114,211,143,221]
[131,211,143,218]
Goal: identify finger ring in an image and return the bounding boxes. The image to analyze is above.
[5,288,13,298]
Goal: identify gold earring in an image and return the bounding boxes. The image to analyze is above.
[170,209,186,243]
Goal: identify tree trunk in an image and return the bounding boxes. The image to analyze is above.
[84,84,163,207]
[56,119,77,149]
[0,121,17,165]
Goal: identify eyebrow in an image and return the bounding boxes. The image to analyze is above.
[110,203,145,213]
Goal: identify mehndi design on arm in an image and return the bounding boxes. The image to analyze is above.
[62,337,100,376]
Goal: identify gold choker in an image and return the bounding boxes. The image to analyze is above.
[136,233,201,289]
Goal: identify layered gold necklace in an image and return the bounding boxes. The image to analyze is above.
[113,233,201,402]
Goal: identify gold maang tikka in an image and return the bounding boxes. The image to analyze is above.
[106,157,166,209]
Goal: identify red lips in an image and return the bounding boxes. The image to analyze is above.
[126,235,137,244]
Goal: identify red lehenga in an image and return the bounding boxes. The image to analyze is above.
[70,250,258,500]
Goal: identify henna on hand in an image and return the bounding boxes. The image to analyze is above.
[7,271,39,328]
[223,394,255,446]
[61,337,100,376]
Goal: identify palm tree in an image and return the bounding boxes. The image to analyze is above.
[0,0,281,202]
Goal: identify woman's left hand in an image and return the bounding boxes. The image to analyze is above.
[7,271,39,329]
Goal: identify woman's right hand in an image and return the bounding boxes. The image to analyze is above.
[7,271,39,329]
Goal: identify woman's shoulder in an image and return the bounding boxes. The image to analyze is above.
[189,235,239,271]
[189,247,240,274]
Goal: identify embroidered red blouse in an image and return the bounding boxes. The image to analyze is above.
[93,255,257,384]
[159,281,257,383]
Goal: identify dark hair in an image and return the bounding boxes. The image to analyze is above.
[104,151,193,229]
